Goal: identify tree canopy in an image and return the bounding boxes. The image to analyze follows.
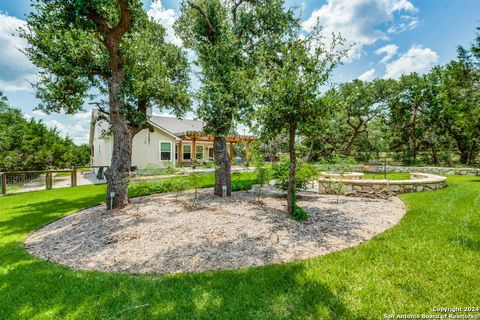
[0,91,89,172]
[22,0,191,208]
[176,0,297,196]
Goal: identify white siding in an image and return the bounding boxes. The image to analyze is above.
[131,128,177,168]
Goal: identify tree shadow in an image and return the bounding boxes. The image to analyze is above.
[0,252,361,319]
[450,236,480,252]
[0,187,370,318]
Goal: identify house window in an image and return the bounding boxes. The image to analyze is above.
[160,142,172,161]
[175,144,178,160]
[183,145,192,160]
[196,145,204,161]
[208,148,214,161]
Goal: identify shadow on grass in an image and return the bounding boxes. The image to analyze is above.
[0,249,360,319]
[450,236,480,252]
[0,184,362,319]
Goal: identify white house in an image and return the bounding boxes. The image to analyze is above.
[89,109,254,169]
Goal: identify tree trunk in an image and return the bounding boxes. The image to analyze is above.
[213,136,232,196]
[287,121,297,216]
[344,118,364,156]
[104,70,132,209]
[430,144,438,165]
[412,105,418,163]
[454,136,470,165]
[84,0,133,210]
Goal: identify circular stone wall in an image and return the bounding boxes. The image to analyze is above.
[318,172,446,194]
[25,187,405,275]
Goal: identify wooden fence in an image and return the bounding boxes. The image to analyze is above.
[0,166,108,195]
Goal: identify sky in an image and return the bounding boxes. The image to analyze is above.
[0,0,479,144]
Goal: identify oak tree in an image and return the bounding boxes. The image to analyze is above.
[22,0,190,208]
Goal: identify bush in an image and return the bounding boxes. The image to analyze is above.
[272,156,318,192]
[292,202,308,221]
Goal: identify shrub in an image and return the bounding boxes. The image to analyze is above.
[272,156,318,192]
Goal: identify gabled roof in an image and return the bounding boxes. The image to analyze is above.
[90,110,205,140]
[150,115,204,136]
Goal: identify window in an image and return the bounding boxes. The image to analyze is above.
[175,144,178,160]
[196,145,204,161]
[160,142,172,161]
[208,148,214,161]
[183,145,192,160]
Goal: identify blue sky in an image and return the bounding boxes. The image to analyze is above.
[0,0,479,144]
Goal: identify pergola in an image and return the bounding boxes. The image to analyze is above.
[178,131,256,166]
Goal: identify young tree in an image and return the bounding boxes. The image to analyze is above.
[176,0,296,197]
[257,27,345,216]
[22,0,190,208]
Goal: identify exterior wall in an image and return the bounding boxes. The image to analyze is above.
[131,128,177,168]
[91,126,177,169]
[318,172,447,195]
[91,127,112,167]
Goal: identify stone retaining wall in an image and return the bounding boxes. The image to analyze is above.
[318,172,447,195]
[315,165,480,176]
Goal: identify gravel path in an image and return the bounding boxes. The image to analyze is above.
[25,187,405,275]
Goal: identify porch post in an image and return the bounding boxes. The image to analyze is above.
[192,138,197,169]
[246,142,251,164]
[230,142,235,163]
[178,140,183,165]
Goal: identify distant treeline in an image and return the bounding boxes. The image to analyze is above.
[292,35,479,166]
[0,91,90,171]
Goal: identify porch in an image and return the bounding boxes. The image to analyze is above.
[176,131,255,167]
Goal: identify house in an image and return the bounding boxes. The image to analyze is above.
[89,109,255,169]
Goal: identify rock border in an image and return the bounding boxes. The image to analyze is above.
[318,172,447,194]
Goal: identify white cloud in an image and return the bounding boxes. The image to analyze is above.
[0,13,37,92]
[45,119,90,144]
[358,68,376,81]
[383,45,439,79]
[69,110,92,120]
[387,15,419,34]
[147,1,182,46]
[375,44,399,63]
[302,0,418,61]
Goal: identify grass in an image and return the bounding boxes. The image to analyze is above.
[0,174,479,319]
[362,172,411,180]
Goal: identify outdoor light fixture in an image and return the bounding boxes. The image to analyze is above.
[222,185,227,198]
[109,192,115,210]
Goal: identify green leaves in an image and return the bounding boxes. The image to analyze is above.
[177,0,297,136]
[0,92,90,171]
[22,0,191,129]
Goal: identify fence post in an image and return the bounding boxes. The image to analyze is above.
[1,173,6,195]
[46,171,52,190]
[71,167,77,187]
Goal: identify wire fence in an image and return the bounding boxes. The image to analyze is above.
[0,166,109,196]
[0,165,253,196]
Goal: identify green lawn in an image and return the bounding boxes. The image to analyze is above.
[0,174,479,319]
[362,172,411,180]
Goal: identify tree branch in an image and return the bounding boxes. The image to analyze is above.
[112,0,132,40]
[87,7,112,35]
[187,1,214,39]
